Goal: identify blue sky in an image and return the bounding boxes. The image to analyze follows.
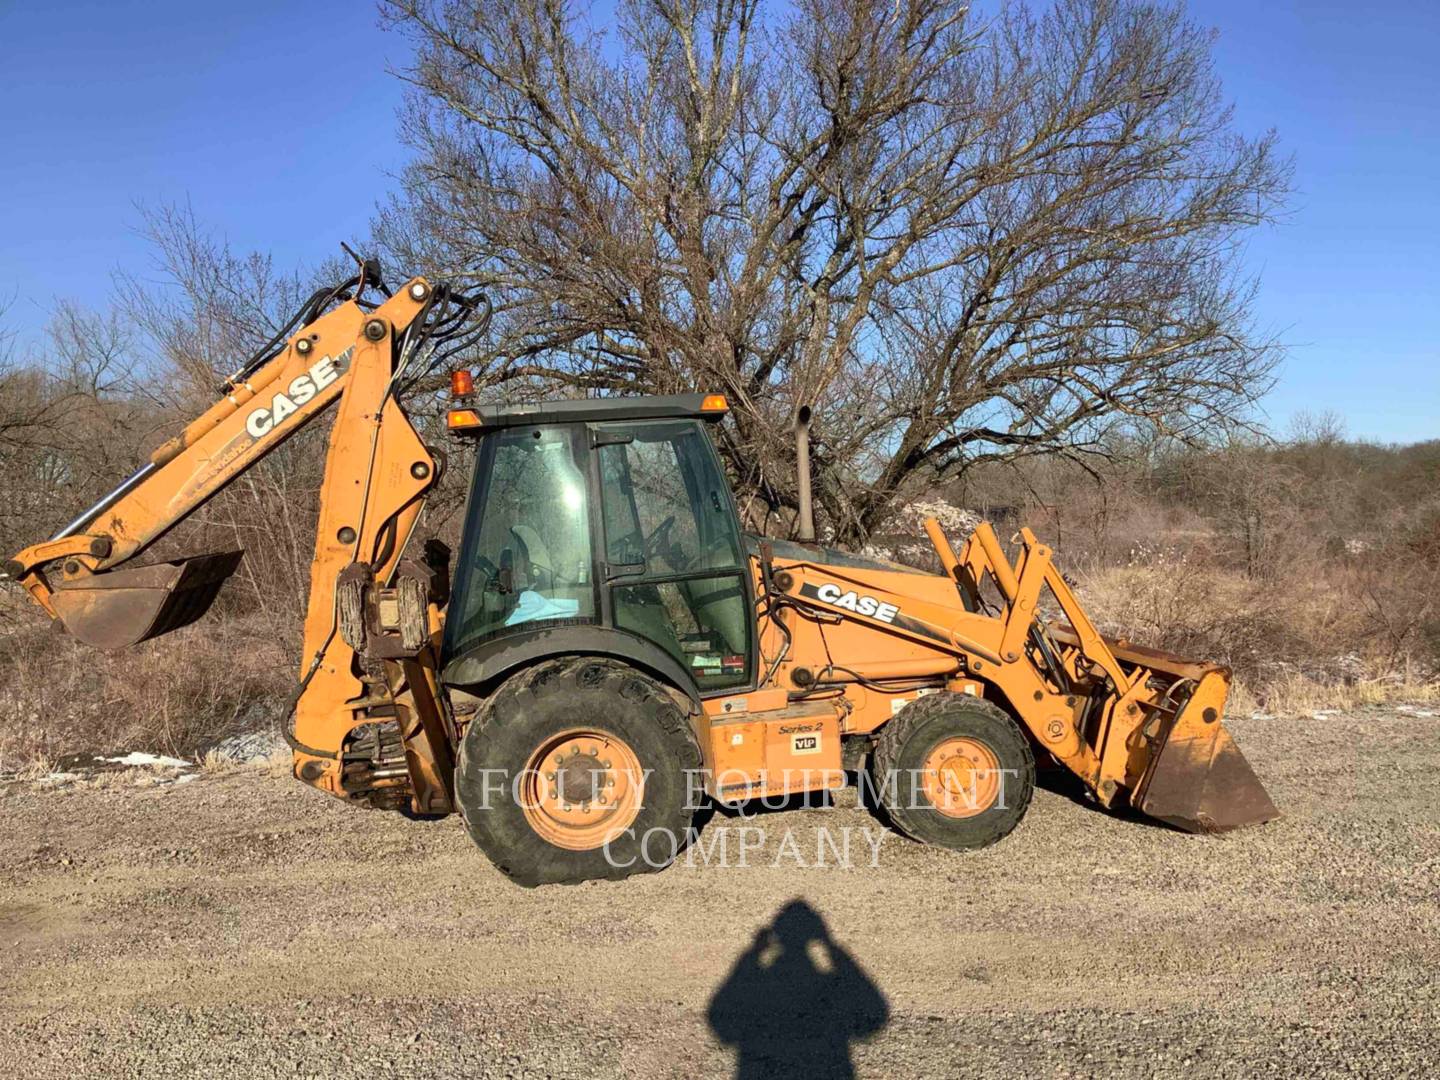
[0,0,1435,443]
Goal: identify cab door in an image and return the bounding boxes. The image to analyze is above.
[441,423,599,662]
[592,419,755,692]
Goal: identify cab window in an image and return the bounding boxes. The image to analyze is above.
[443,425,595,656]
[596,420,750,690]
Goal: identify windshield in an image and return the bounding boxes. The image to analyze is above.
[442,425,596,658]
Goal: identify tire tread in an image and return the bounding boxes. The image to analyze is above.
[871,692,1035,849]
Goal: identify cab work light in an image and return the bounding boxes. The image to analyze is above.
[447,409,483,430]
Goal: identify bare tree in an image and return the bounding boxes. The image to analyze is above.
[0,298,73,455]
[113,203,332,406]
[0,299,157,546]
[378,0,1288,543]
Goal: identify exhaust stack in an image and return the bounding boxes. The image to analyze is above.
[794,405,815,543]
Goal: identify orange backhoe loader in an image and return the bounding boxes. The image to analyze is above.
[2,264,1277,886]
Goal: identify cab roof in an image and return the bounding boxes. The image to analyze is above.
[456,393,727,431]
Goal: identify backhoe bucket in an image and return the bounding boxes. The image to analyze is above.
[49,550,244,651]
[1131,670,1279,833]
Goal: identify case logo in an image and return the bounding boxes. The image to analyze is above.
[814,582,900,623]
[244,348,352,439]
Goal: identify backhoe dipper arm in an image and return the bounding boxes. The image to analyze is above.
[4,278,461,813]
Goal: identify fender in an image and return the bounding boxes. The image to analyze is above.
[441,624,702,710]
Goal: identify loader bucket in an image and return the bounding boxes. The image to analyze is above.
[49,550,244,651]
[1131,671,1279,833]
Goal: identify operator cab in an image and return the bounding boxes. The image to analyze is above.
[441,394,753,695]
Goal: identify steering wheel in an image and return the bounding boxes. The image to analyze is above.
[643,515,676,558]
[643,514,692,571]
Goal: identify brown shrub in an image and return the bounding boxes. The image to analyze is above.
[0,593,295,768]
[1074,530,1438,713]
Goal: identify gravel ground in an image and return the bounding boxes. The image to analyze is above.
[1,708,1437,1078]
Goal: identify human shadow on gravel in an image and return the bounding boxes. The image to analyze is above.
[707,899,889,1080]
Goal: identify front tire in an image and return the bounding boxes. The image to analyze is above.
[870,693,1034,850]
[455,658,702,887]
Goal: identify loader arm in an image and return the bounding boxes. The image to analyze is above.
[3,273,480,815]
[765,519,1278,833]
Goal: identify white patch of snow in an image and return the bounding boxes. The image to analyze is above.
[208,730,287,764]
[39,771,85,786]
[102,752,192,769]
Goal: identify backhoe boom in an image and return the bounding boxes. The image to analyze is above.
[4,274,474,815]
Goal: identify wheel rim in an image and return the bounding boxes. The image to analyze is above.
[520,729,645,851]
[920,736,1002,818]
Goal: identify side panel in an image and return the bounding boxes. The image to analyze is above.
[696,702,846,802]
[754,554,1094,772]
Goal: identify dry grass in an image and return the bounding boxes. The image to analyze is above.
[198,747,290,776]
[1246,670,1440,717]
[2,753,59,782]
[0,594,295,767]
[198,748,238,775]
[1077,549,1438,717]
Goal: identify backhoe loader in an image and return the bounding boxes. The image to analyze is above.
[2,263,1277,886]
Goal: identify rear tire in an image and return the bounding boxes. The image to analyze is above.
[871,693,1034,850]
[455,658,702,887]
